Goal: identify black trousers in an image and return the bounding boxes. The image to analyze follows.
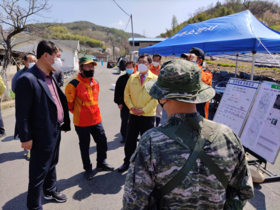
[120,109,129,141]
[0,99,5,134]
[27,131,61,210]
[124,114,155,163]
[75,122,108,171]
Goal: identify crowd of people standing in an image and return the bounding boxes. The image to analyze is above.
[6,39,253,210]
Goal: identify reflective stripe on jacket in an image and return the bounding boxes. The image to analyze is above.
[65,74,102,127]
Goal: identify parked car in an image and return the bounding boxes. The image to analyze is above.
[107,60,116,68]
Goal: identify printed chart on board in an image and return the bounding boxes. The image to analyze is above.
[213,78,260,136]
[240,82,280,164]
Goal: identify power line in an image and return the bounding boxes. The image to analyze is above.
[112,0,135,51]
[112,0,130,17]
[124,16,131,31]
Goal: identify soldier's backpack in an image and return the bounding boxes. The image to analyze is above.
[148,115,228,210]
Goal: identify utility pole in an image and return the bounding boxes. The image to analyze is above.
[131,14,135,52]
[113,42,115,60]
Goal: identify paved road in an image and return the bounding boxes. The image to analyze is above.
[1,63,280,210]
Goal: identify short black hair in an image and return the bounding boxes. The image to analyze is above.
[125,61,135,68]
[139,53,152,64]
[153,53,162,61]
[37,40,59,59]
[24,52,36,61]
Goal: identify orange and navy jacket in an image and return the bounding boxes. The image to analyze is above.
[65,73,102,127]
[149,64,161,76]
[198,64,213,119]
[133,65,138,73]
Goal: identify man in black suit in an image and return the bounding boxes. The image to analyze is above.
[53,69,64,87]
[15,40,71,210]
[114,61,135,143]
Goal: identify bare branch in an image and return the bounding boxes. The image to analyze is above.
[243,0,250,10]
[0,0,52,100]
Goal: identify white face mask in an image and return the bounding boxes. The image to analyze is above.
[52,58,62,71]
[47,55,62,71]
[152,62,159,67]
[138,64,148,73]
[28,62,35,69]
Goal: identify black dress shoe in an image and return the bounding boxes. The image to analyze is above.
[118,163,129,173]
[96,163,114,171]
[85,170,94,180]
[44,190,67,203]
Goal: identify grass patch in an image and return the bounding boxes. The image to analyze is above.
[10,90,15,99]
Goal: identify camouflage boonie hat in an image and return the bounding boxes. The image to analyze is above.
[145,59,215,104]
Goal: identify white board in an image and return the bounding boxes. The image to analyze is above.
[213,78,260,136]
[240,82,280,164]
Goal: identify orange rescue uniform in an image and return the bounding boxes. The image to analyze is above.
[198,64,212,119]
[149,64,161,76]
[133,65,138,73]
[65,73,102,127]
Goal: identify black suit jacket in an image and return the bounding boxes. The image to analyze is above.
[15,65,71,149]
[53,69,64,87]
[114,73,129,111]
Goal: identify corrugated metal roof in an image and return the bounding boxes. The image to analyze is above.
[128,38,166,42]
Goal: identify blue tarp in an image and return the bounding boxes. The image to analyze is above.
[139,10,280,56]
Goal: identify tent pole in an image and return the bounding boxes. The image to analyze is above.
[235,54,239,78]
[250,51,256,80]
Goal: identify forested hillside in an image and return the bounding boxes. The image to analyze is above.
[26,21,144,55]
[160,0,280,38]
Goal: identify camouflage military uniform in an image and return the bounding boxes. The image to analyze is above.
[123,112,253,210]
[122,60,254,210]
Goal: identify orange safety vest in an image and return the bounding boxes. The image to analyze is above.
[65,74,102,127]
[133,65,138,73]
[149,64,161,76]
[198,65,213,119]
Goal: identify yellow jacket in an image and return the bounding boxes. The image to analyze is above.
[0,76,6,96]
[124,71,158,116]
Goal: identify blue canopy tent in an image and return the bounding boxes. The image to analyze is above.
[139,10,280,79]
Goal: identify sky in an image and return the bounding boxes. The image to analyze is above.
[22,0,221,38]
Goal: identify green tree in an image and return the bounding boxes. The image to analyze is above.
[225,0,243,12]
[197,12,207,21]
[50,26,68,34]
[171,15,178,30]
[227,7,234,15]
[215,1,222,9]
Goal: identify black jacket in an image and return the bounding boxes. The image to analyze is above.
[53,69,64,87]
[15,65,71,148]
[114,73,130,111]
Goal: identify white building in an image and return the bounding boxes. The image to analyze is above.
[11,38,80,70]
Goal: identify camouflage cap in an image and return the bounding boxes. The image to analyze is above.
[145,59,215,104]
